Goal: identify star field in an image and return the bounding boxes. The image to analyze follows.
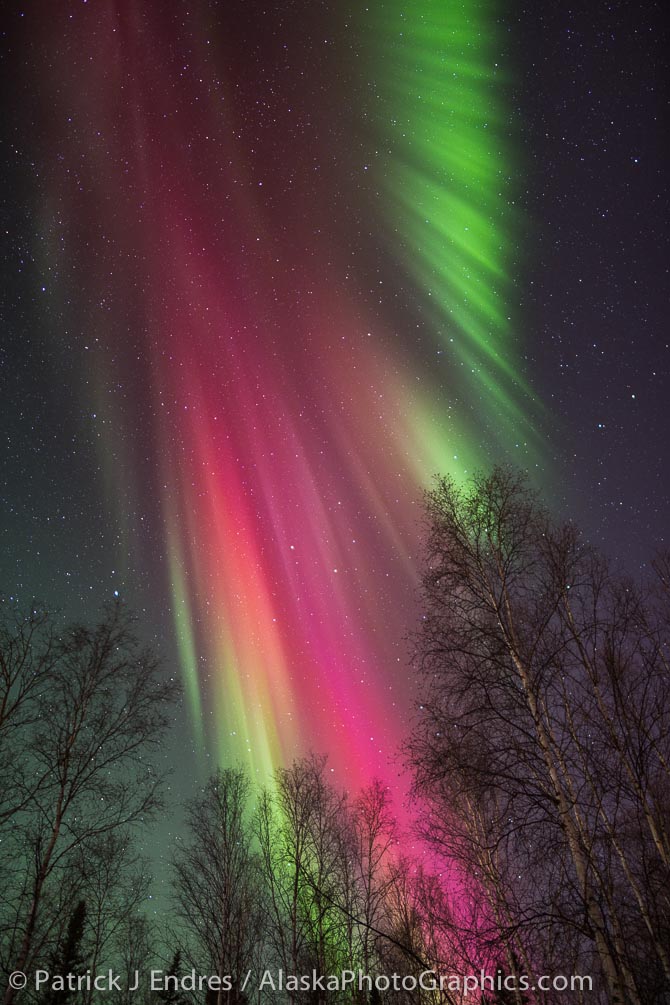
[0,0,668,819]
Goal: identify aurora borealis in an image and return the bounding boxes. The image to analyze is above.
[2,0,667,803]
[138,0,541,780]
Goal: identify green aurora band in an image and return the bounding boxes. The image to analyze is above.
[368,0,541,471]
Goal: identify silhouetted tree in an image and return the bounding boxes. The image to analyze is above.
[172,767,262,1005]
[0,604,59,828]
[0,602,180,1005]
[155,951,188,1005]
[41,901,87,1005]
[408,467,670,1004]
[255,755,352,1005]
[350,780,398,979]
[73,833,152,1005]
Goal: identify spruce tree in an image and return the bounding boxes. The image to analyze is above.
[41,900,87,1005]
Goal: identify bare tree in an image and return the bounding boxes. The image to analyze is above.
[72,833,151,1005]
[255,755,353,1004]
[408,467,670,1005]
[1,602,179,1005]
[172,767,262,1005]
[112,914,157,1005]
[0,603,60,826]
[349,780,398,980]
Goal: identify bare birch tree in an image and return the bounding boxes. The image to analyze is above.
[408,467,670,1005]
[255,755,352,1004]
[1,602,179,1005]
[172,767,263,1005]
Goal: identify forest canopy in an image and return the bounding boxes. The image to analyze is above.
[1,468,669,1005]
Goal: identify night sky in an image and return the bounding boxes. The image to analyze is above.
[1,0,668,873]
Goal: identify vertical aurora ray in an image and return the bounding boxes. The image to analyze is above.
[30,0,541,790]
[369,0,541,462]
[164,509,205,757]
